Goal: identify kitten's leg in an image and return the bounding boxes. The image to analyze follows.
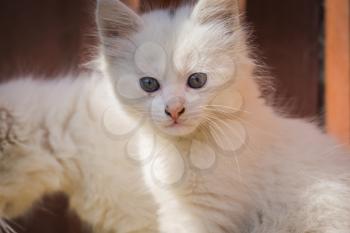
[147,177,251,233]
[143,156,251,233]
[0,108,65,219]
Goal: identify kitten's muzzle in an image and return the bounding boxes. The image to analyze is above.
[165,98,185,122]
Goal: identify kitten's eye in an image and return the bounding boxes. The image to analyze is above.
[139,77,160,93]
[187,73,208,89]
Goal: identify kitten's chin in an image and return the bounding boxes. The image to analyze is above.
[157,123,198,137]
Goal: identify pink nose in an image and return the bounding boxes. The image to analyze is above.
[165,98,185,121]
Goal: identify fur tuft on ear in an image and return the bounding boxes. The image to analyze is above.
[96,0,142,41]
[191,0,240,30]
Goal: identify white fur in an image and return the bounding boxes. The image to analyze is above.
[1,0,350,233]
[0,74,158,232]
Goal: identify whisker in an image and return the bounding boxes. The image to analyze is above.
[200,105,250,114]
[205,111,282,140]
[203,115,258,158]
[234,156,243,182]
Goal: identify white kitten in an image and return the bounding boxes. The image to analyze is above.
[1,0,350,233]
[98,0,350,232]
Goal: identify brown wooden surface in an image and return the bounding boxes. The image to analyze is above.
[246,0,322,118]
[325,0,350,144]
[0,0,97,82]
[140,0,190,12]
[239,0,246,11]
[123,0,139,10]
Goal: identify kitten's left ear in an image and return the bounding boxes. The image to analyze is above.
[96,0,142,42]
[191,0,240,30]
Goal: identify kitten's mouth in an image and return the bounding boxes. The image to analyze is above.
[157,119,198,136]
[167,118,191,126]
[166,121,183,127]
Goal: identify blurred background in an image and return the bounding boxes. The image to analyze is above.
[0,0,349,232]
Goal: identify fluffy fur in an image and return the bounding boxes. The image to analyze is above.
[0,74,158,232]
[1,0,350,233]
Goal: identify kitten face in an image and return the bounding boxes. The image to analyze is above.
[97,0,244,137]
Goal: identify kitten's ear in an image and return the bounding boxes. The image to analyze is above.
[191,0,240,30]
[96,0,142,41]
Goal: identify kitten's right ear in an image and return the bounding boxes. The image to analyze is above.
[191,0,240,31]
[96,0,142,42]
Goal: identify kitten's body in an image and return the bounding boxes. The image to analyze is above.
[1,0,350,233]
[0,74,158,232]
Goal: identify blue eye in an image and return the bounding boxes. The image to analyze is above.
[139,77,160,93]
[187,73,208,89]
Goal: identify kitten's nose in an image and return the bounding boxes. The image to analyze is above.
[165,107,185,121]
[165,98,185,121]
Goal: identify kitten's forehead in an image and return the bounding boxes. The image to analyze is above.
[129,7,195,77]
[132,6,223,76]
[139,6,192,43]
[133,7,192,63]
[135,4,238,52]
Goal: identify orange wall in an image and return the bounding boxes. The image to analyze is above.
[326,0,350,144]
